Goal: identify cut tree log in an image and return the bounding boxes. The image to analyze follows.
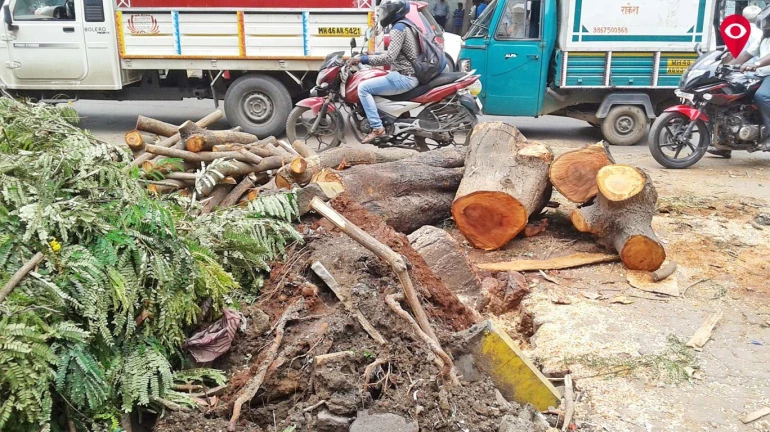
[275,146,418,189]
[477,252,620,272]
[124,130,158,152]
[143,145,263,166]
[309,148,466,233]
[549,142,615,204]
[135,115,179,137]
[180,122,258,152]
[452,122,553,251]
[571,165,666,271]
[220,174,256,208]
[147,179,188,195]
[128,110,224,169]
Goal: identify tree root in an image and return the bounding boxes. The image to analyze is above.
[227,298,306,431]
[385,293,460,386]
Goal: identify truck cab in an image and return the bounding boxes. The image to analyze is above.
[458,0,715,146]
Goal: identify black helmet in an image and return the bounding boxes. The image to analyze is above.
[378,0,410,28]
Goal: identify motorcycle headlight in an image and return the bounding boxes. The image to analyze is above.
[468,79,482,97]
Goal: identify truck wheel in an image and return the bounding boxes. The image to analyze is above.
[224,74,291,137]
[601,105,648,146]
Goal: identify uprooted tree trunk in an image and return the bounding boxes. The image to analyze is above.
[275,145,418,189]
[571,165,666,271]
[549,142,615,204]
[305,147,466,233]
[179,121,258,153]
[452,122,553,250]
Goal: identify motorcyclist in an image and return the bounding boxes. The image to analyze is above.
[351,0,420,144]
[718,6,770,157]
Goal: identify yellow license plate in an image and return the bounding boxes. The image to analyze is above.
[317,27,362,37]
[667,59,695,75]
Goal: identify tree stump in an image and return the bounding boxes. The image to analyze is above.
[452,122,553,250]
[571,165,666,271]
[549,142,615,204]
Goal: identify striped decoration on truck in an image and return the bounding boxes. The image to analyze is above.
[558,50,698,88]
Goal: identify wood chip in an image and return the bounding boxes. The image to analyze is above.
[477,252,620,272]
[552,297,572,305]
[627,270,680,297]
[582,291,601,300]
[741,407,770,424]
[686,311,723,349]
[539,270,560,285]
[610,296,635,305]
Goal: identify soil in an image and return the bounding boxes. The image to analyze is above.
[156,198,537,432]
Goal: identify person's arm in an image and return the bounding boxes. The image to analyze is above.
[742,53,770,71]
[361,26,407,66]
[734,38,761,67]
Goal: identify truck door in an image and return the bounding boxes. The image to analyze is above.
[484,0,544,116]
[3,0,87,81]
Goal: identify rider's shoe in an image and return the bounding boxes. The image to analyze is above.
[706,146,732,158]
[362,127,386,144]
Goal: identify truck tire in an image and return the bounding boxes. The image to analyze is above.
[224,74,291,137]
[601,105,648,146]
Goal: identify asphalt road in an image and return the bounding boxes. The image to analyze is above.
[75,99,770,202]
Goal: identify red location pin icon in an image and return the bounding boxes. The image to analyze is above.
[721,14,752,58]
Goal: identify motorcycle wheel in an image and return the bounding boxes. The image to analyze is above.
[648,111,709,169]
[413,105,478,151]
[285,106,342,153]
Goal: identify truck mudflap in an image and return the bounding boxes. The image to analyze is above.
[664,105,709,122]
[296,97,337,115]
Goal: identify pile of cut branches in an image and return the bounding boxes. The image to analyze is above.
[0,98,300,431]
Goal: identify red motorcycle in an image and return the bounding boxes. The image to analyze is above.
[286,49,482,152]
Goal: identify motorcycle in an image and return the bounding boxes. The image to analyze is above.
[649,48,769,169]
[286,43,482,152]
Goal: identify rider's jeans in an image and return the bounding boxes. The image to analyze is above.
[755,77,770,140]
[358,71,419,129]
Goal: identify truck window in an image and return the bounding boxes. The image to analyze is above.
[12,0,74,20]
[495,0,541,40]
[84,0,104,22]
[466,0,498,38]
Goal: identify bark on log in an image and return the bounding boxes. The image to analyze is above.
[571,166,666,271]
[128,110,224,169]
[549,142,615,204]
[144,145,262,166]
[201,184,235,214]
[196,156,285,197]
[453,122,554,250]
[135,116,179,137]
[276,146,418,189]
[315,147,466,233]
[181,122,258,152]
[220,174,264,208]
[124,131,158,152]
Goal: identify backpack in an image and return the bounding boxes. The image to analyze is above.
[396,20,446,85]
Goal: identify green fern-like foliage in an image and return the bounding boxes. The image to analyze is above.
[0,97,302,430]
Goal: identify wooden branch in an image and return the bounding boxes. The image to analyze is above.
[477,253,620,272]
[136,115,179,137]
[147,179,188,195]
[228,298,305,431]
[151,396,191,412]
[309,197,439,343]
[741,407,770,424]
[163,172,198,182]
[181,122,258,153]
[144,144,262,165]
[386,293,459,385]
[220,174,256,208]
[561,374,574,431]
[651,261,677,282]
[311,261,387,345]
[196,156,284,197]
[292,140,318,158]
[275,140,300,156]
[687,311,723,349]
[0,252,44,303]
[128,110,223,169]
[201,184,234,214]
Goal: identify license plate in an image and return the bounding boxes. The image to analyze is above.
[667,59,695,75]
[317,27,362,37]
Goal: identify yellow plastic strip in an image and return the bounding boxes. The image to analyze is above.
[367,11,374,53]
[237,11,245,57]
[115,11,126,58]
